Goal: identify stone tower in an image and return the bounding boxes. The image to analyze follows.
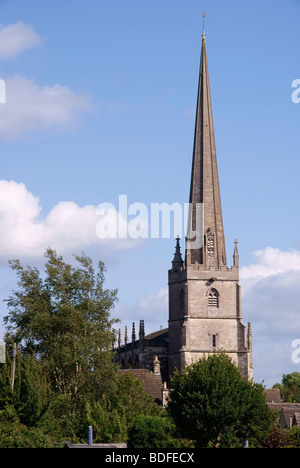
[168,31,253,381]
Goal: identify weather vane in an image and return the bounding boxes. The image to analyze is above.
[202,12,206,38]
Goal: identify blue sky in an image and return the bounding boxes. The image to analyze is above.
[0,0,299,387]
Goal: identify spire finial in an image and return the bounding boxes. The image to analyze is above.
[233,240,239,267]
[202,12,206,39]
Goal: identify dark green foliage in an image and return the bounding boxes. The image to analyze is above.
[128,415,176,449]
[285,426,300,448]
[167,352,275,448]
[13,355,52,427]
[273,372,300,403]
[0,422,53,448]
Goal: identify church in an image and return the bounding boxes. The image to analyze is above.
[114,30,253,391]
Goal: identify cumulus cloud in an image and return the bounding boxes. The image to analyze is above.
[240,247,300,387]
[0,76,92,139]
[0,180,141,261]
[0,22,93,138]
[0,22,43,59]
[114,288,168,337]
[241,247,300,284]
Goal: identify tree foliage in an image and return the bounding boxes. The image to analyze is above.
[4,248,119,400]
[128,415,176,449]
[273,372,300,403]
[167,352,275,448]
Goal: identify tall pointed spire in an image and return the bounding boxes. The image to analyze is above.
[186,32,227,269]
[172,237,184,271]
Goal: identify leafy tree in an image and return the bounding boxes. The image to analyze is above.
[38,370,163,444]
[128,415,176,449]
[285,426,300,448]
[109,371,162,426]
[0,421,53,448]
[37,393,82,442]
[4,248,119,401]
[13,355,52,427]
[82,371,163,444]
[273,372,300,402]
[167,352,275,448]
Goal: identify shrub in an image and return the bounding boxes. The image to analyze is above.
[0,422,53,448]
[128,415,176,449]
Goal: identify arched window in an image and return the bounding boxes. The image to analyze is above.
[208,289,219,309]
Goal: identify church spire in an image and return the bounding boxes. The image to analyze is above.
[186,31,227,269]
[172,237,184,271]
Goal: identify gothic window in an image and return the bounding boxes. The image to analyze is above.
[208,289,219,309]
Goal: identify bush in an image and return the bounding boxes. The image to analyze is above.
[128,415,176,449]
[285,426,300,448]
[0,422,53,448]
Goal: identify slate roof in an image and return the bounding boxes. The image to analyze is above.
[264,388,282,404]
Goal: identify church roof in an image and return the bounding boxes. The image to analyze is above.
[120,369,164,405]
[145,328,168,342]
[264,388,282,404]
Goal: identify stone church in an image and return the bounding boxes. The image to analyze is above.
[114,31,253,390]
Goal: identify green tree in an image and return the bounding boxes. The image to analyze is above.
[273,372,300,402]
[0,421,53,448]
[167,353,275,448]
[13,355,52,427]
[82,371,163,444]
[128,415,176,449]
[4,248,119,401]
[109,371,162,426]
[285,426,300,448]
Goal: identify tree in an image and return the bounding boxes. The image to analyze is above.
[273,372,300,402]
[4,248,119,401]
[13,355,51,428]
[128,415,176,449]
[0,421,53,448]
[83,371,163,444]
[167,353,275,448]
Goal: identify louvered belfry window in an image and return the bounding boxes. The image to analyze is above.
[208,289,219,309]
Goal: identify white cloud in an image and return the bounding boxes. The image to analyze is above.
[0,22,43,59]
[0,76,92,139]
[0,23,92,138]
[114,288,168,337]
[241,247,300,282]
[240,247,300,387]
[0,180,141,260]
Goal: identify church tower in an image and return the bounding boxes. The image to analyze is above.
[168,31,253,381]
